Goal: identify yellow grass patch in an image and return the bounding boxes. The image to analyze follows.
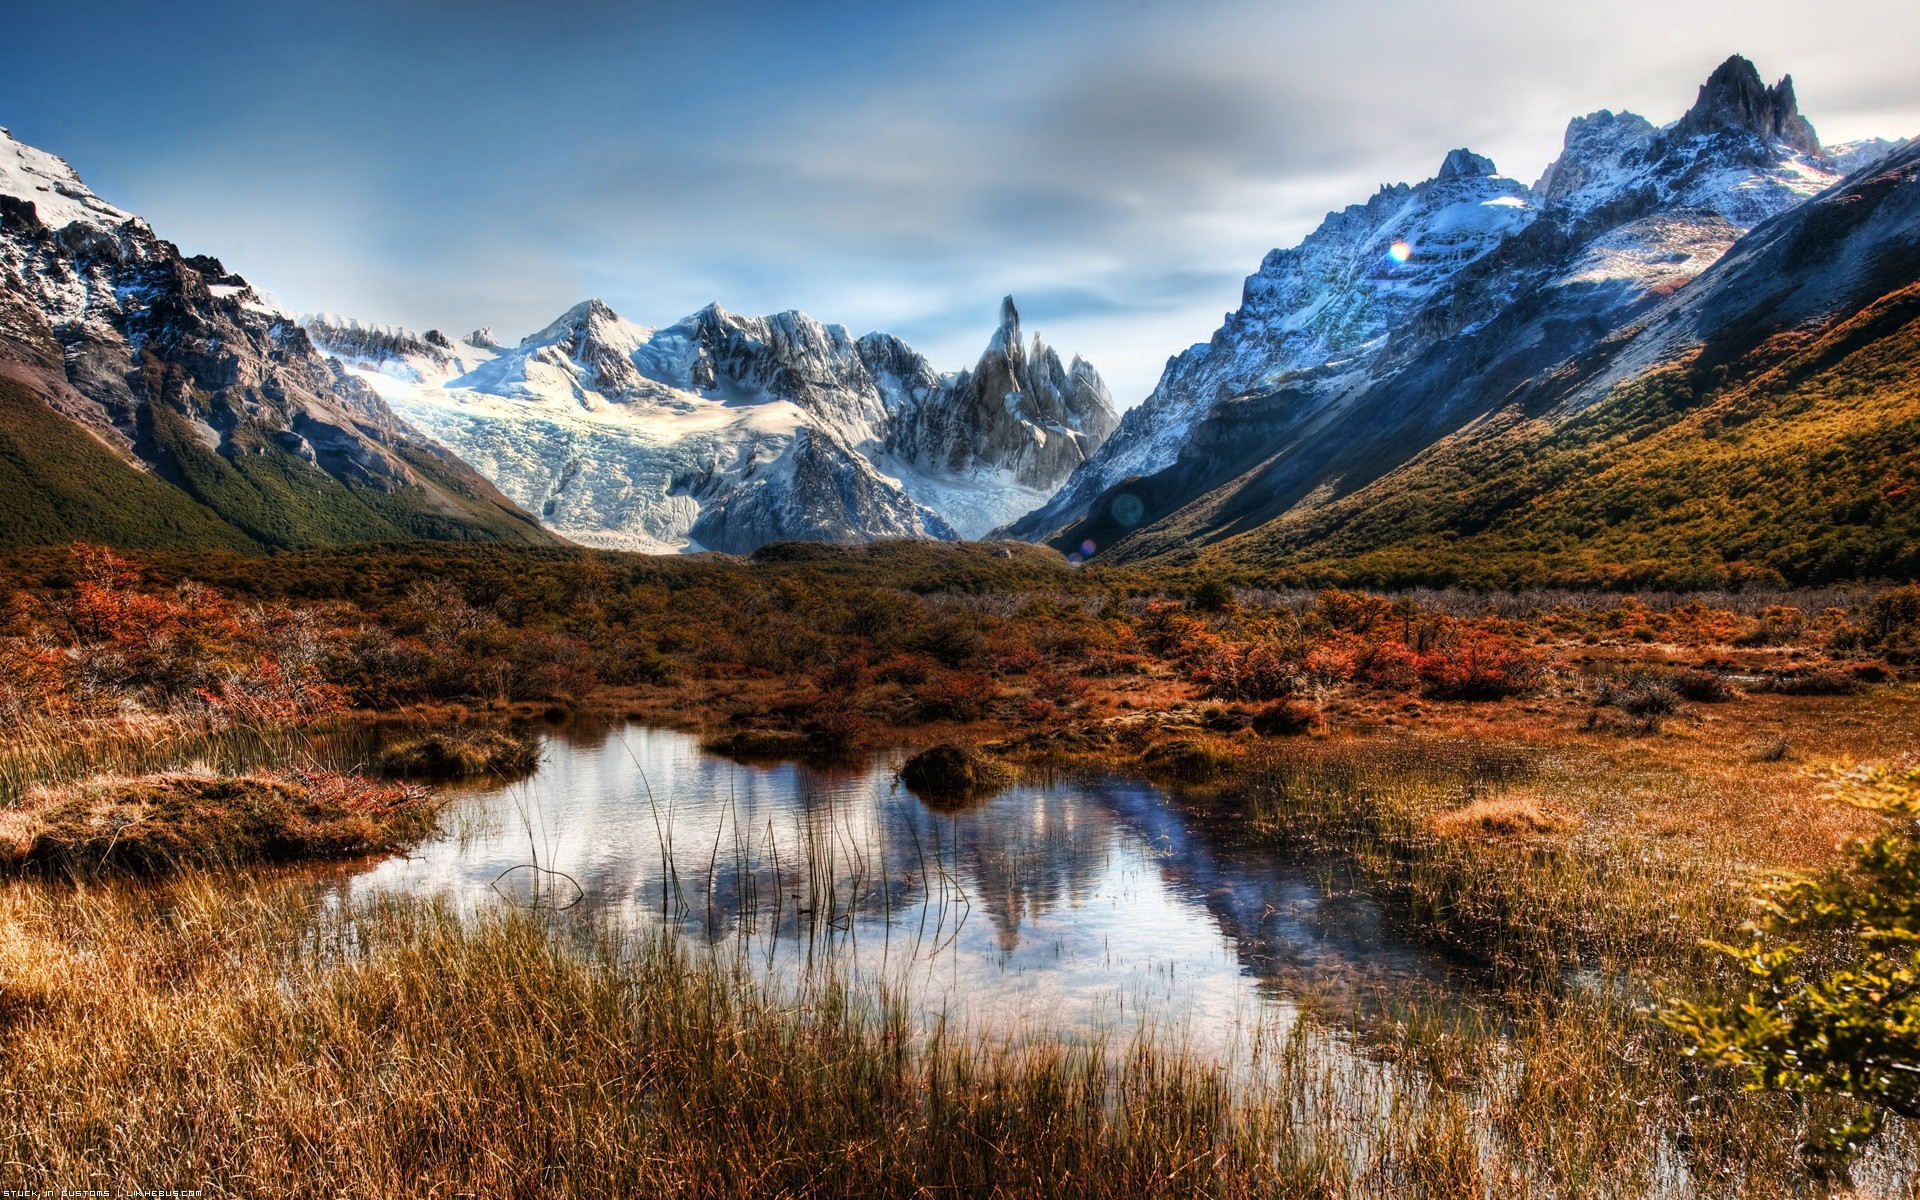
[1429,795,1571,839]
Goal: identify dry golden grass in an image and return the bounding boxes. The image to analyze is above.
[3,878,1898,1198]
[1427,795,1569,839]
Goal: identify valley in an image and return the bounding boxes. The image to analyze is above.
[2,35,1919,1200]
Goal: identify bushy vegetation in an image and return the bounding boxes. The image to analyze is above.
[0,542,1902,772]
[0,537,1914,1192]
[377,728,540,779]
[1668,765,1920,1165]
[0,378,255,553]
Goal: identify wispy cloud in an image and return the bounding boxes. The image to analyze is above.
[5,0,1916,403]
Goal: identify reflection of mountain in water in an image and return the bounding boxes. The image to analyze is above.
[330,722,1475,1036]
[939,788,1110,954]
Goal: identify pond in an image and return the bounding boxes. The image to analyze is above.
[317,719,1481,1051]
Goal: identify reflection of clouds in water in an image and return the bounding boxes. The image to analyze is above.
[343,721,1475,1053]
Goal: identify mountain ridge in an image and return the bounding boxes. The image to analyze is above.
[306,293,1117,552]
[1009,55,1911,583]
[0,126,555,552]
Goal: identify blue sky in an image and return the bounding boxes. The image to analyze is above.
[5,0,1917,405]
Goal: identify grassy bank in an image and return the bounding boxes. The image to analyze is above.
[0,768,439,876]
[6,880,1909,1198]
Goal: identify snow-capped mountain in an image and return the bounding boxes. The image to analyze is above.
[307,295,1116,552]
[1008,55,1900,549]
[0,125,549,550]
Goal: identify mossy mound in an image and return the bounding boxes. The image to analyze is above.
[899,744,1013,807]
[1,770,443,875]
[379,729,541,779]
[701,729,819,763]
[1140,738,1235,784]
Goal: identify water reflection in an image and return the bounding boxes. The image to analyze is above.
[338,720,1479,1046]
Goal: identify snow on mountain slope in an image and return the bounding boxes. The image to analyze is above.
[306,295,1115,551]
[1008,55,1881,544]
[0,126,139,232]
[1005,148,1537,540]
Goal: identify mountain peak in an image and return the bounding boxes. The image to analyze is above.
[0,122,140,231]
[1436,148,1497,182]
[1672,54,1821,155]
[989,295,1024,356]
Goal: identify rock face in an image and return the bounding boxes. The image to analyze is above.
[1206,135,1920,584]
[0,126,552,550]
[1009,55,1881,560]
[308,295,1116,552]
[1670,54,1821,156]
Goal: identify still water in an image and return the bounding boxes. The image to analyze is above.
[333,720,1479,1048]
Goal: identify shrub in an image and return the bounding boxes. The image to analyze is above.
[1189,579,1236,613]
[912,673,999,722]
[1353,639,1420,691]
[871,652,938,686]
[1857,585,1920,663]
[1670,667,1738,702]
[802,702,869,752]
[1665,766,1920,1163]
[1733,605,1807,647]
[1189,641,1303,702]
[1250,699,1319,737]
[1593,668,1684,718]
[1759,667,1858,696]
[1416,632,1545,701]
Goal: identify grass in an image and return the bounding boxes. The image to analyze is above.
[0,768,440,875]
[0,882,1333,1197]
[898,742,1014,804]
[0,571,1916,1192]
[378,726,541,779]
[6,878,1905,1198]
[0,711,350,805]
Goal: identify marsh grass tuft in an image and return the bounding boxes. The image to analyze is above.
[899,742,1014,805]
[378,726,540,779]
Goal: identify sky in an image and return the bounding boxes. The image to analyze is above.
[3,0,1917,407]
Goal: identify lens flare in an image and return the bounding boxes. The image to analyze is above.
[1387,240,1412,264]
[1080,539,1097,557]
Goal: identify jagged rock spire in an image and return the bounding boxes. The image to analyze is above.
[1673,54,1821,155]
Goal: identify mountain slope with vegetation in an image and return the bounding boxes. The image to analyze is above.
[0,374,256,551]
[1070,66,1920,588]
[1200,279,1920,588]
[0,127,554,553]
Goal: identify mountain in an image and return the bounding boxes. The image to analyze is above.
[1199,136,1920,588]
[306,295,1116,553]
[0,125,552,552]
[1007,56,1911,579]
